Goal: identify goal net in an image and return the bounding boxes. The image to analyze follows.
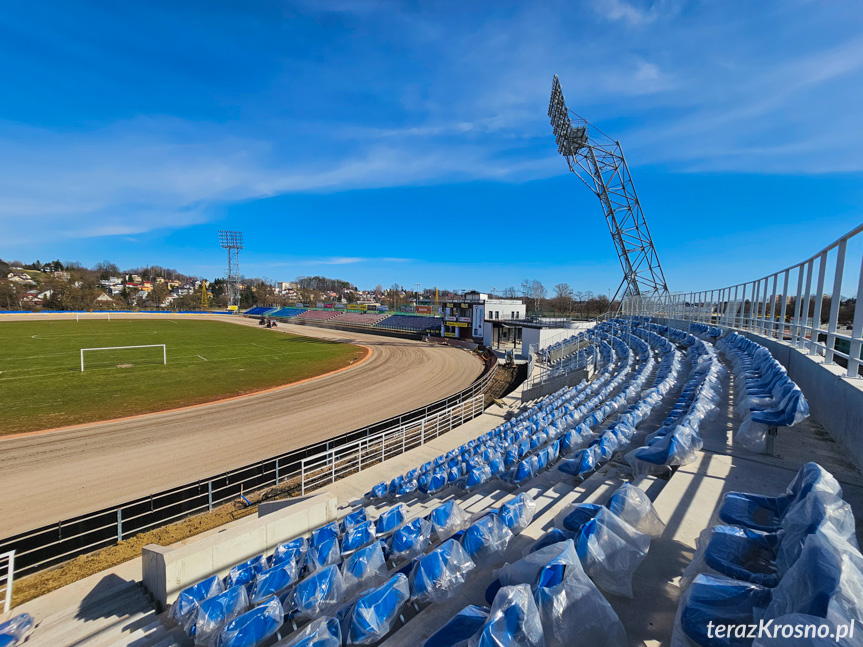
[80,344,166,372]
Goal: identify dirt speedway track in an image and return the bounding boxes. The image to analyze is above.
[0,315,483,535]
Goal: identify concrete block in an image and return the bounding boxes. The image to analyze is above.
[142,492,336,610]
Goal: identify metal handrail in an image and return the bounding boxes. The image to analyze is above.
[0,550,14,613]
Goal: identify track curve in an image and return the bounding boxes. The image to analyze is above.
[0,315,483,534]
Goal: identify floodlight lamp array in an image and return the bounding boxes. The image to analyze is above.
[548,75,587,157]
[218,230,244,250]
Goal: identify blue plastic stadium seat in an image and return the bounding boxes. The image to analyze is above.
[170,574,224,624]
[418,470,447,495]
[341,509,368,534]
[341,520,376,556]
[185,585,248,643]
[679,574,772,647]
[528,529,573,555]
[470,585,544,647]
[557,447,597,479]
[389,517,432,562]
[498,493,536,535]
[281,617,342,647]
[250,560,299,606]
[561,503,603,534]
[575,508,651,598]
[717,462,841,532]
[365,482,388,502]
[225,556,269,591]
[605,483,666,537]
[426,500,468,541]
[461,514,513,565]
[341,541,388,598]
[293,564,346,619]
[375,504,406,536]
[305,535,341,573]
[311,522,340,547]
[0,614,33,647]
[214,597,283,647]
[409,539,476,604]
[422,605,490,647]
[346,573,410,645]
[271,537,308,568]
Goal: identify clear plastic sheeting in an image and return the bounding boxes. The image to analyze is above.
[606,483,666,538]
[0,614,33,647]
[410,538,477,604]
[341,520,377,556]
[215,596,283,647]
[305,536,341,574]
[341,508,369,534]
[575,507,651,598]
[272,537,308,568]
[278,616,342,647]
[427,500,469,541]
[375,504,406,536]
[468,584,545,647]
[389,517,432,563]
[346,573,411,645]
[341,541,388,600]
[462,514,514,565]
[226,555,269,590]
[499,493,537,535]
[493,540,625,647]
[250,560,299,606]
[775,491,858,573]
[763,527,863,630]
[423,605,490,647]
[717,462,842,532]
[293,564,346,619]
[625,426,701,478]
[186,585,249,647]
[671,573,771,647]
[171,574,225,625]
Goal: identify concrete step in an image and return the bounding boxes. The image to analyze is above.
[32,582,143,634]
[102,618,168,647]
[29,593,154,647]
[83,609,161,647]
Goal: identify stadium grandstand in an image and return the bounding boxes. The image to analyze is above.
[296,309,342,322]
[373,314,441,334]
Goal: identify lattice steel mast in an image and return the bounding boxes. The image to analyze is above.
[548,75,669,312]
[218,230,243,309]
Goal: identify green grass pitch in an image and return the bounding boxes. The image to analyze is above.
[0,318,365,435]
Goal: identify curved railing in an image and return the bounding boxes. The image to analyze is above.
[625,223,863,376]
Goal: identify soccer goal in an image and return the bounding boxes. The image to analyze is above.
[80,344,166,372]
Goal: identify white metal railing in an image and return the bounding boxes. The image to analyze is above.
[623,222,863,377]
[299,395,484,494]
[1,550,14,613]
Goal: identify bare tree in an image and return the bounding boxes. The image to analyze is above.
[554,283,574,316]
[530,280,546,313]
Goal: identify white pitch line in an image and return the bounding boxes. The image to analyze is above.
[197,354,208,361]
[167,320,179,324]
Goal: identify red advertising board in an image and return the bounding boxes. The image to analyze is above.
[416,305,433,314]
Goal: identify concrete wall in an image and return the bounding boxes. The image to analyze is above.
[521,363,594,402]
[657,317,863,471]
[142,493,337,611]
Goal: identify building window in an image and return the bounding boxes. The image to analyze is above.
[495,311,499,319]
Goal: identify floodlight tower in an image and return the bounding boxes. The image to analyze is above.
[218,230,244,309]
[548,75,669,314]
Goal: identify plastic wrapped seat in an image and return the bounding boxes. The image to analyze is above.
[625,427,701,478]
[365,482,388,502]
[717,463,841,532]
[575,507,651,598]
[467,584,544,647]
[272,537,308,568]
[464,463,493,491]
[419,470,448,495]
[305,536,341,574]
[528,529,573,555]
[341,509,369,534]
[311,522,340,548]
[293,564,346,618]
[606,483,666,538]
[491,540,625,647]
[410,539,476,604]
[341,541,387,600]
[389,517,432,563]
[423,605,490,647]
[341,520,376,556]
[462,514,514,565]
[376,504,406,536]
[280,616,342,647]
[250,560,299,606]
[226,555,270,591]
[557,448,597,479]
[427,500,469,541]
[735,390,809,454]
[561,503,603,534]
[676,574,772,647]
[186,585,249,646]
[346,573,410,645]
[498,493,537,535]
[215,597,283,647]
[0,615,33,647]
[171,574,224,624]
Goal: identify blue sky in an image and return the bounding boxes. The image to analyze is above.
[1,0,862,293]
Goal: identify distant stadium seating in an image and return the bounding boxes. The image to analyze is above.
[297,310,342,322]
[269,307,308,318]
[338,312,391,326]
[245,306,277,316]
[374,314,441,333]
